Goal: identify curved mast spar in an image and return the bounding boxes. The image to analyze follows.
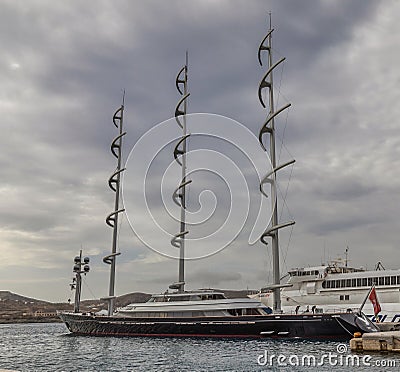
[258,16,295,313]
[171,53,191,293]
[103,94,127,315]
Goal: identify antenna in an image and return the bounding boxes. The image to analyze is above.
[170,55,191,293]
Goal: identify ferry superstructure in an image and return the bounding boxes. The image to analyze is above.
[251,261,400,322]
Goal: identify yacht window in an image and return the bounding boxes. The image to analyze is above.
[391,276,397,285]
[345,295,349,300]
[379,277,384,286]
[372,278,378,285]
[245,308,261,315]
[362,278,367,286]
[398,276,400,285]
[331,281,336,289]
[340,295,344,300]
[346,279,351,287]
[322,281,326,289]
[357,278,362,287]
[341,280,346,288]
[385,277,390,285]
[169,295,190,302]
[351,279,356,287]
[227,309,242,316]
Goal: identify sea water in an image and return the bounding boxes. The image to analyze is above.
[0,323,399,371]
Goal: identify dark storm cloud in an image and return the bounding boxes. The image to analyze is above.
[0,0,398,301]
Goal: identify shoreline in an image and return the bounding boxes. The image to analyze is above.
[0,317,62,324]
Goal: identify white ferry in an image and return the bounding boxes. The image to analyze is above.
[251,260,400,322]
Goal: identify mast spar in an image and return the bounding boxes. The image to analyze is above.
[258,15,295,313]
[171,53,191,293]
[103,93,127,315]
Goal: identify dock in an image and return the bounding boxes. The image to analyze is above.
[350,330,400,352]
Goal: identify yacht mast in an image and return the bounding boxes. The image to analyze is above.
[103,94,126,315]
[258,15,295,313]
[171,53,191,293]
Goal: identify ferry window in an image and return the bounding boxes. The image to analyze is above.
[372,278,378,285]
[385,277,390,285]
[391,276,396,285]
[341,280,346,288]
[379,277,384,286]
[346,279,351,287]
[326,281,331,289]
[340,295,344,300]
[351,279,356,287]
[367,278,372,286]
[336,280,341,288]
[362,278,367,286]
[345,295,349,300]
[357,278,362,287]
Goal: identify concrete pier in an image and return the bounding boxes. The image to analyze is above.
[350,331,400,352]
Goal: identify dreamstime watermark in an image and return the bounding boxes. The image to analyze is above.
[123,113,276,260]
[257,344,398,368]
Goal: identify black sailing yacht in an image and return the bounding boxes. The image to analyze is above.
[58,18,378,339]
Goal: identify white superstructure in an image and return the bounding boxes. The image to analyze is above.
[251,261,400,322]
[116,290,270,318]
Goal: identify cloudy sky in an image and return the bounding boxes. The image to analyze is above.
[1,0,400,302]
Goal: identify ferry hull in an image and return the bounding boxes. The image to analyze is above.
[59,312,377,340]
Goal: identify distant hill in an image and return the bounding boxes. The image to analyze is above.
[0,290,50,305]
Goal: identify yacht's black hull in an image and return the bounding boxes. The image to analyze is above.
[59,311,377,340]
